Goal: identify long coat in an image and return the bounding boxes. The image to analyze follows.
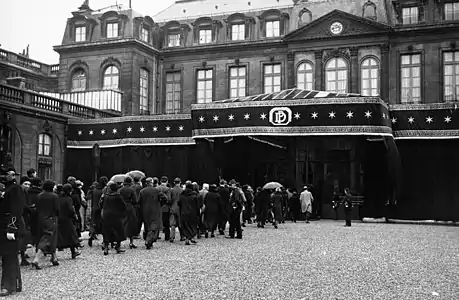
[271,192,283,222]
[255,190,270,221]
[203,191,220,231]
[0,181,26,255]
[101,191,126,243]
[139,186,163,233]
[57,195,79,249]
[27,185,42,245]
[120,183,138,238]
[217,186,231,221]
[300,190,314,213]
[36,191,60,254]
[169,185,182,226]
[91,185,104,234]
[179,189,199,239]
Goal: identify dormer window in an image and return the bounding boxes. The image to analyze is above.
[75,25,86,42]
[168,33,181,47]
[266,21,280,37]
[141,27,149,42]
[107,22,119,38]
[444,2,459,20]
[232,24,245,40]
[199,29,212,44]
[258,9,289,38]
[393,0,425,25]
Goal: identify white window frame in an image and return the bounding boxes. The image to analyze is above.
[444,2,459,20]
[263,64,281,93]
[141,27,149,42]
[107,22,119,38]
[71,70,86,92]
[296,62,314,90]
[140,69,149,114]
[199,29,212,44]
[360,58,380,96]
[229,66,246,98]
[325,58,348,94]
[166,72,182,114]
[266,20,280,37]
[443,51,459,102]
[103,66,119,90]
[38,133,52,156]
[402,7,420,24]
[75,25,86,42]
[400,54,422,103]
[231,24,245,41]
[168,33,180,47]
[197,69,213,103]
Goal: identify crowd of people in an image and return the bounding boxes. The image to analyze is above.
[0,165,353,297]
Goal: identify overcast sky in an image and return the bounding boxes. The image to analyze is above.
[0,0,175,64]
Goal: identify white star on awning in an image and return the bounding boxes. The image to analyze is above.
[329,111,336,119]
[228,114,235,121]
[311,112,318,119]
[213,115,219,122]
[244,113,250,120]
[365,111,372,119]
[346,111,354,119]
[112,128,117,134]
[425,116,433,124]
[260,113,267,120]
[294,113,301,120]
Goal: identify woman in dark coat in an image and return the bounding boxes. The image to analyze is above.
[288,189,301,223]
[271,188,283,229]
[27,177,42,248]
[179,183,200,245]
[31,180,60,269]
[255,189,270,228]
[100,183,126,255]
[57,184,81,259]
[120,177,138,249]
[139,180,163,249]
[203,184,221,238]
[88,176,107,247]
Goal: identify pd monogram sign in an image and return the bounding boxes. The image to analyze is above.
[269,107,292,126]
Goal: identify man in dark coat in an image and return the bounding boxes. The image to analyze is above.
[88,176,107,247]
[139,178,163,249]
[31,180,60,269]
[19,176,32,266]
[217,180,231,235]
[203,184,221,238]
[27,177,42,248]
[120,176,138,249]
[255,189,270,228]
[179,183,199,245]
[242,185,253,226]
[157,176,171,241]
[0,168,26,297]
[169,177,183,242]
[132,177,143,237]
[343,188,353,227]
[227,182,244,239]
[100,183,126,255]
[56,184,81,259]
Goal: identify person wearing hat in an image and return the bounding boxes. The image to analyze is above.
[88,176,108,247]
[120,176,139,249]
[226,181,244,239]
[168,177,183,242]
[217,179,231,235]
[157,176,171,241]
[0,168,26,296]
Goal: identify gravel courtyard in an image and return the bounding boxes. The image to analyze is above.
[11,220,459,300]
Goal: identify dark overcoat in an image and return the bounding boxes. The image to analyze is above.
[179,189,199,239]
[90,185,104,234]
[271,192,283,222]
[27,186,42,245]
[120,183,139,238]
[255,190,270,221]
[101,191,126,243]
[57,195,79,249]
[217,186,231,220]
[0,181,26,255]
[203,191,220,231]
[36,191,60,254]
[139,186,163,233]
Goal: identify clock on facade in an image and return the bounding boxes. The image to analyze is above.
[330,22,343,35]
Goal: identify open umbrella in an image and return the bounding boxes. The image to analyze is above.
[110,174,127,183]
[262,182,283,190]
[126,170,146,180]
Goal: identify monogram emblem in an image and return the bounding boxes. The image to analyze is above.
[269,107,292,126]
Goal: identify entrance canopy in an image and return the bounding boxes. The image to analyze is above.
[191,88,392,139]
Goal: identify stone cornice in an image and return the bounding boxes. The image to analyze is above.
[53,38,161,55]
[0,99,74,123]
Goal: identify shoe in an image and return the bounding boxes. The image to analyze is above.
[169,239,174,243]
[236,236,242,239]
[24,254,30,259]
[51,259,59,266]
[129,244,137,249]
[116,248,125,254]
[189,239,197,244]
[31,262,41,270]
[0,288,13,297]
[219,231,225,235]
[180,237,186,242]
[104,249,109,256]
[204,232,208,238]
[197,235,201,239]
[185,240,190,245]
[88,238,93,247]
[71,251,81,259]
[242,223,246,227]
[16,286,22,293]
[146,244,152,250]
[20,260,30,266]
[274,225,278,229]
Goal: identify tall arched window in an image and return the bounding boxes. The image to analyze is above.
[361,57,379,96]
[325,58,348,93]
[71,69,87,91]
[103,66,119,89]
[297,62,314,90]
[139,68,150,114]
[38,133,52,156]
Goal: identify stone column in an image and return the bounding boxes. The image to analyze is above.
[287,52,295,89]
[350,47,359,94]
[380,43,389,102]
[314,50,323,90]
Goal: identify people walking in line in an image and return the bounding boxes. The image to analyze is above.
[88,176,107,247]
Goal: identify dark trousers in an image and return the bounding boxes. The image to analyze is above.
[1,253,21,293]
[345,209,352,226]
[229,210,242,237]
[162,212,170,240]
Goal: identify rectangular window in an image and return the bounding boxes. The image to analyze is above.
[107,22,119,38]
[38,165,51,182]
[263,64,281,93]
[166,72,182,114]
[401,54,421,103]
[229,67,246,98]
[140,69,149,114]
[197,69,213,103]
[168,33,180,47]
[141,27,149,42]
[444,2,459,20]
[231,24,245,41]
[75,26,86,42]
[443,51,459,101]
[199,29,212,44]
[266,20,280,37]
[402,7,423,24]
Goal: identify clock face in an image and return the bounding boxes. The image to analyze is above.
[330,22,343,35]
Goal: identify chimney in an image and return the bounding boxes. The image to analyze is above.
[78,0,91,10]
[26,45,29,57]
